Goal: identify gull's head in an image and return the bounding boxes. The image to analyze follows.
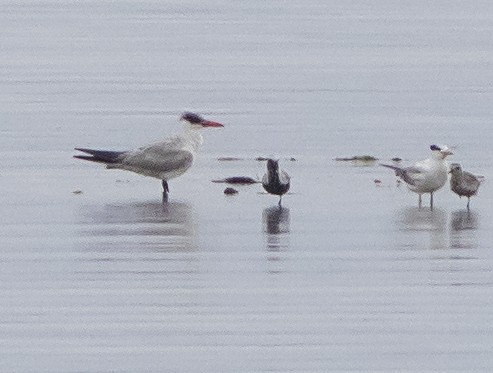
[266,159,279,172]
[430,144,453,159]
[449,163,462,175]
[180,111,224,129]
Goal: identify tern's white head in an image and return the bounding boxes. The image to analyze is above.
[430,144,453,159]
[180,112,224,130]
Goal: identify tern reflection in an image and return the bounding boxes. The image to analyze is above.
[78,201,195,252]
[396,207,447,250]
[263,206,290,251]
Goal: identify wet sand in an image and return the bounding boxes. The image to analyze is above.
[1,1,493,372]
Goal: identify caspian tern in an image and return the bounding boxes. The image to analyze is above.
[449,163,482,210]
[74,111,224,201]
[380,145,453,209]
[262,159,290,206]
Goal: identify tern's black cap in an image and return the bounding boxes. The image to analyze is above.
[181,112,204,124]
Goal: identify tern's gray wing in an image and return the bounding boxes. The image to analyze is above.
[109,138,194,178]
[381,164,423,186]
[397,166,428,186]
[120,146,193,173]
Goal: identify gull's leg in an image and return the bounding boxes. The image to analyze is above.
[430,192,434,210]
[278,195,282,207]
[418,194,422,209]
[162,180,169,203]
[467,197,470,210]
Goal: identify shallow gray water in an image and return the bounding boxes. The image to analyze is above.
[1,1,493,371]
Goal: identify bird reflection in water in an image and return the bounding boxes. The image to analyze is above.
[263,206,290,273]
[451,209,479,232]
[396,207,447,250]
[78,201,195,252]
[450,209,480,250]
[396,206,481,251]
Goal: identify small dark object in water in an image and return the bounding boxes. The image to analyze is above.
[72,190,83,195]
[335,155,378,162]
[224,187,238,195]
[217,157,243,161]
[256,156,269,161]
[374,179,382,184]
[391,157,402,162]
[289,157,297,161]
[212,176,259,185]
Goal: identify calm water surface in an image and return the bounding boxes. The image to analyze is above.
[1,1,493,371]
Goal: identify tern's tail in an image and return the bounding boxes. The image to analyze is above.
[379,163,401,171]
[380,163,406,178]
[74,148,125,164]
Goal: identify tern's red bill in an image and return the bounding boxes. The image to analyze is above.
[201,120,224,127]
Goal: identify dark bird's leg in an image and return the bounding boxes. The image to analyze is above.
[162,180,169,204]
[418,194,422,209]
[430,192,434,210]
[467,197,470,210]
[278,195,282,207]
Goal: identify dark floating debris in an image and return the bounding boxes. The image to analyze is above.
[218,156,297,162]
[224,187,239,195]
[212,176,259,185]
[72,190,83,195]
[391,157,402,162]
[217,157,243,161]
[335,155,378,162]
[374,179,382,184]
[257,156,297,162]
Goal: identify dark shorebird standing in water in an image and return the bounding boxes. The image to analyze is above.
[380,144,453,209]
[74,112,224,202]
[262,159,290,206]
[449,163,482,210]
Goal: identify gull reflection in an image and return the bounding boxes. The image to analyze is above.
[77,201,195,252]
[450,209,480,250]
[263,206,290,236]
[450,209,479,232]
[263,206,290,274]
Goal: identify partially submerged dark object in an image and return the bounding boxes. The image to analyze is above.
[217,157,243,161]
[391,157,402,162]
[335,155,378,162]
[218,156,297,162]
[257,156,297,162]
[212,176,259,185]
[224,187,239,195]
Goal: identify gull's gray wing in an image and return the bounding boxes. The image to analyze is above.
[462,171,481,191]
[279,170,291,185]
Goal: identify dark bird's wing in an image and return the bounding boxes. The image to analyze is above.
[462,171,481,191]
